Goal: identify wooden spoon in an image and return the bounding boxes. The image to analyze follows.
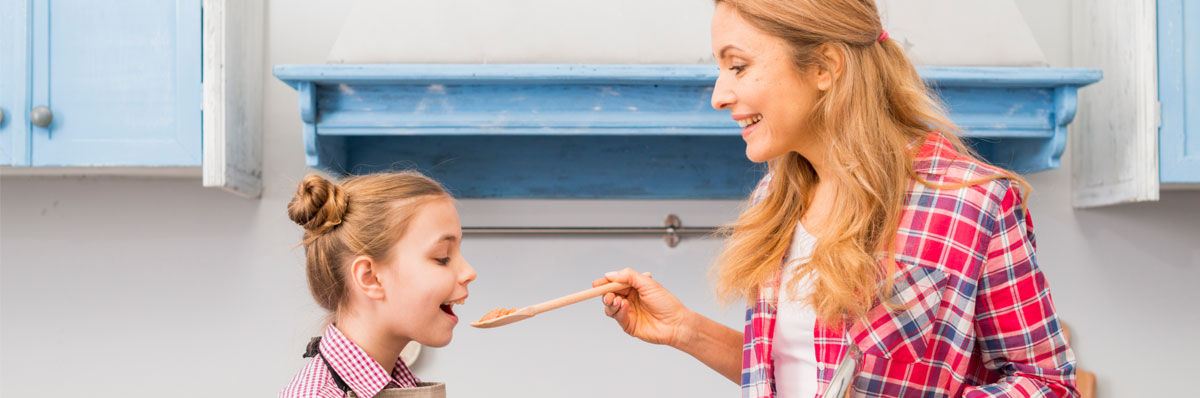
[470,273,649,328]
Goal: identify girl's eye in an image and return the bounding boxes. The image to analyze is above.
[729,65,746,74]
[435,257,451,266]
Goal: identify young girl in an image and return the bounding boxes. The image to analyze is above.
[280,172,475,398]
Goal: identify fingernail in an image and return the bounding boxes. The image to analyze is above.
[605,271,617,279]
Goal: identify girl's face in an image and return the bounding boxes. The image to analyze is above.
[710,2,825,163]
[379,198,475,348]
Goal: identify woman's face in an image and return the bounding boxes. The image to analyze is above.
[710,2,825,163]
[379,198,475,348]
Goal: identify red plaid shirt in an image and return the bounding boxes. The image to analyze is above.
[742,133,1077,398]
[280,324,421,398]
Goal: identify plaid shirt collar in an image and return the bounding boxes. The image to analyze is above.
[319,324,421,397]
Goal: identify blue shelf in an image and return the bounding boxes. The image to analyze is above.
[274,64,1100,199]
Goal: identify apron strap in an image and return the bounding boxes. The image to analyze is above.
[303,336,354,395]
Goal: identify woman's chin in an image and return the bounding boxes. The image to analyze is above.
[744,147,773,163]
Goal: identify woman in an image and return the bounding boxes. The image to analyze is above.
[594,1,1077,397]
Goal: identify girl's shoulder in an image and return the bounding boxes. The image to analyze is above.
[278,357,342,398]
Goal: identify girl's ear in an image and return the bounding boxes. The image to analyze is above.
[349,255,386,300]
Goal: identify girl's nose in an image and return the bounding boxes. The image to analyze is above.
[460,261,477,284]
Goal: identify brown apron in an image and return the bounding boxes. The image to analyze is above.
[341,382,445,398]
[304,337,446,398]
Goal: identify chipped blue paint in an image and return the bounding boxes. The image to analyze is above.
[275,64,1100,198]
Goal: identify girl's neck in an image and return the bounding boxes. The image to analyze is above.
[335,312,412,376]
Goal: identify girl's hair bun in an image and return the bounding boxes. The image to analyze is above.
[287,174,349,236]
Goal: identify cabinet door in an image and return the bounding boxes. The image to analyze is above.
[0,0,29,166]
[29,0,201,167]
[1070,0,1159,207]
[1159,0,1200,183]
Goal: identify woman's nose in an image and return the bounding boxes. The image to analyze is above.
[711,74,735,110]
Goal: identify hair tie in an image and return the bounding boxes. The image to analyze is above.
[878,29,889,43]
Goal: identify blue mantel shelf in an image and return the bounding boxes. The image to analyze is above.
[274,64,1100,199]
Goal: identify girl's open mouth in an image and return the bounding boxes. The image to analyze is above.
[440,297,465,318]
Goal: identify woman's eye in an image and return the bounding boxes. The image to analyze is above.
[435,257,451,266]
[729,65,746,74]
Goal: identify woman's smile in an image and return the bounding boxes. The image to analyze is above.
[733,113,763,139]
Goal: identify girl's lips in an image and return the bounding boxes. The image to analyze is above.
[440,304,458,322]
[439,302,461,324]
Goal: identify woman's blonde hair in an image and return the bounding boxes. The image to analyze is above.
[287,172,449,315]
[712,0,1028,327]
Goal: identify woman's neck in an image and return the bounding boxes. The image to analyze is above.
[793,143,840,235]
[335,312,411,376]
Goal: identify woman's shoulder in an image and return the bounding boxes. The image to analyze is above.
[911,133,1011,185]
[910,134,1022,210]
[748,172,773,206]
[278,357,342,398]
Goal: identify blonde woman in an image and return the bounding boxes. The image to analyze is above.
[594,1,1077,397]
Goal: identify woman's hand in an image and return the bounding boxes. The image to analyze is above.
[594,268,694,348]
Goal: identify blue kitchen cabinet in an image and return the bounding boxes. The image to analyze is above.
[0,0,29,165]
[0,0,201,167]
[275,64,1100,199]
[1159,0,1200,183]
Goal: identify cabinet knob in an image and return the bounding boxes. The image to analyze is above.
[31,106,52,128]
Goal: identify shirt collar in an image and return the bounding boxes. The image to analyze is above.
[910,132,960,175]
[319,324,420,397]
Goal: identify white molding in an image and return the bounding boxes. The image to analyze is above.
[1069,0,1160,208]
[202,0,263,198]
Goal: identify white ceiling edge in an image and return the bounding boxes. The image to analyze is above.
[877,0,1047,67]
[327,0,1046,67]
[326,0,715,64]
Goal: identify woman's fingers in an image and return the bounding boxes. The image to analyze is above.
[604,294,622,317]
[611,297,630,326]
[599,268,653,325]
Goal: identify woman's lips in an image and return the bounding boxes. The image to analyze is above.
[741,120,760,139]
[732,114,762,139]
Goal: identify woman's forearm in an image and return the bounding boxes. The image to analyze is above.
[671,310,744,384]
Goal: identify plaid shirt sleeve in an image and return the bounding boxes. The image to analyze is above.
[965,181,1077,398]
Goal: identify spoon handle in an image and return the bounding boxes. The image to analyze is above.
[529,281,630,314]
[528,272,651,315]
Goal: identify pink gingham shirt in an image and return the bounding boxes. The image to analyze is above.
[280,324,421,398]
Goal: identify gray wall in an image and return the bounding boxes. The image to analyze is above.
[2,1,1196,397]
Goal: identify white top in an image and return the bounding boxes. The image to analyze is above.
[773,222,820,398]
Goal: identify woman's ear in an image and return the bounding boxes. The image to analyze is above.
[349,255,386,300]
[814,44,846,91]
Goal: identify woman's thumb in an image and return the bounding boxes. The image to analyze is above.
[605,268,654,288]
